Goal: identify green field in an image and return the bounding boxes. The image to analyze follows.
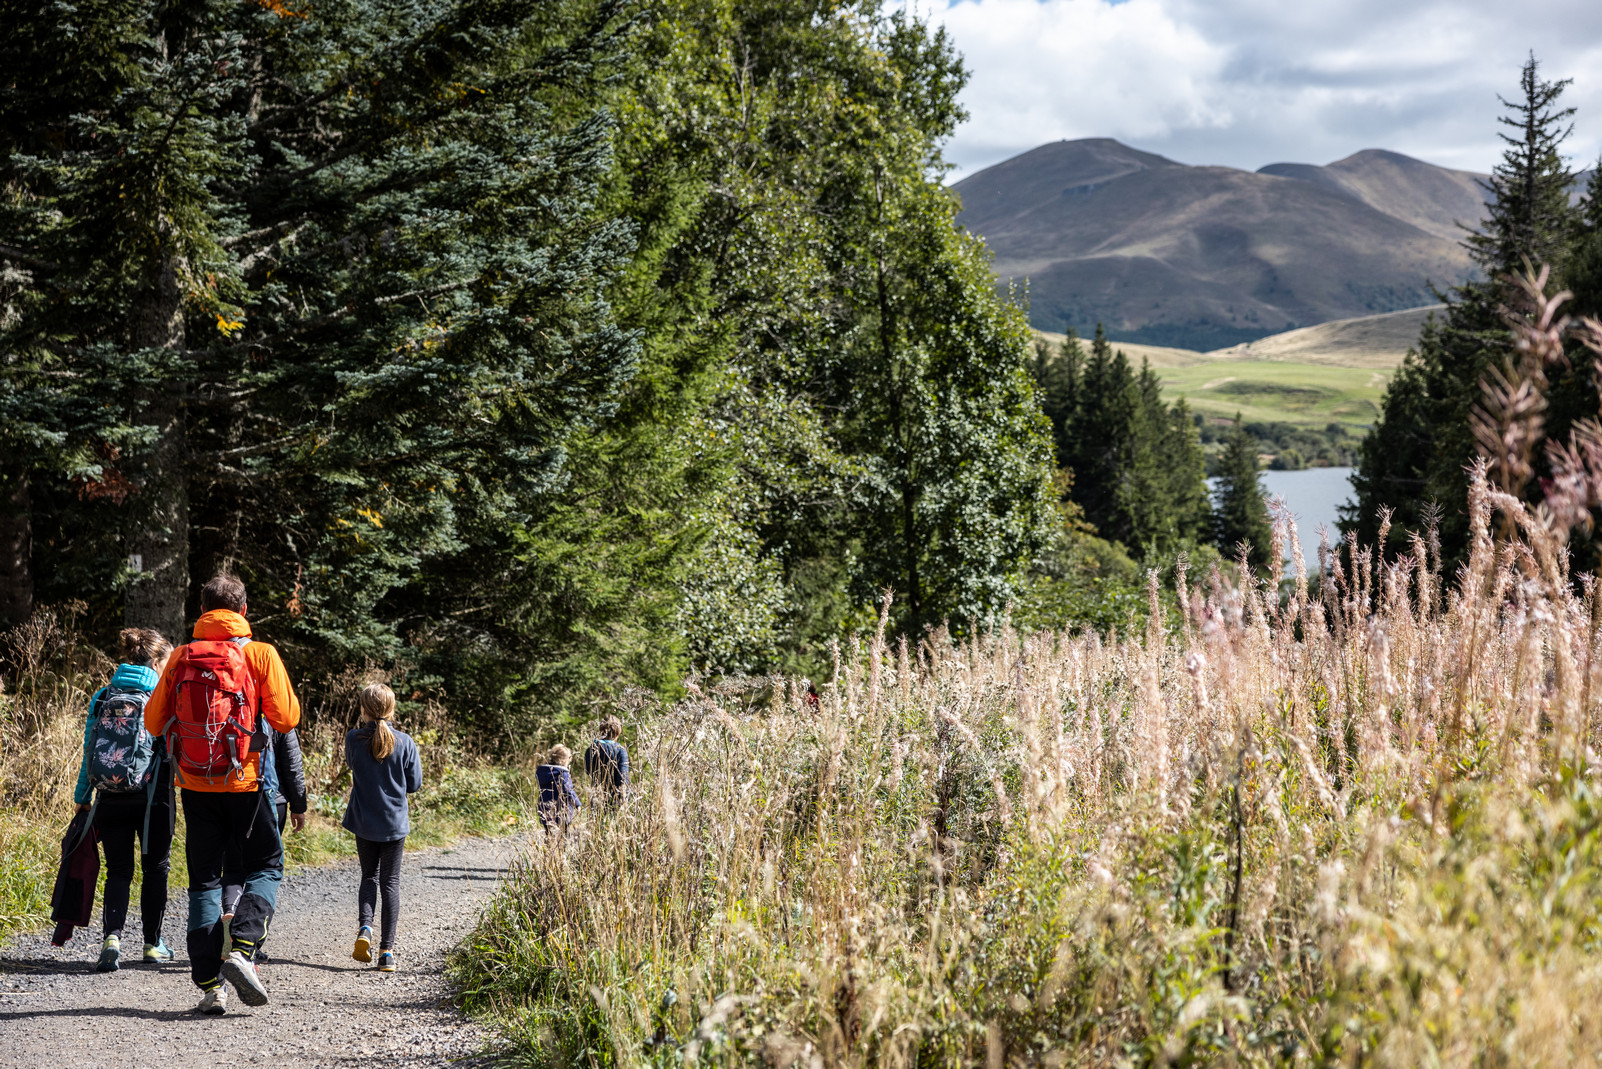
[1156,360,1393,429]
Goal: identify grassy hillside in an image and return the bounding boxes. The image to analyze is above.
[1157,359,1391,429]
[454,472,1602,1066]
[1035,304,1428,434]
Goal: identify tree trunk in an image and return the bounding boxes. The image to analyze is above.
[124,249,190,640]
[0,467,33,628]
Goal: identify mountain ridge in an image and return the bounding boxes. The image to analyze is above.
[955,138,1483,351]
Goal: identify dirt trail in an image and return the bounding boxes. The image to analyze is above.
[0,835,520,1068]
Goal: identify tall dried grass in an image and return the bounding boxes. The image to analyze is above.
[0,606,106,935]
[452,277,1602,1066]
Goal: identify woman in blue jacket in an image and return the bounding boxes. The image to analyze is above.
[73,628,175,971]
[342,683,422,973]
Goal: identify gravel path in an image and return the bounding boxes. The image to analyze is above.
[0,835,521,1068]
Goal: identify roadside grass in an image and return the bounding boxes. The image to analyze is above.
[452,470,1602,1067]
[0,610,535,946]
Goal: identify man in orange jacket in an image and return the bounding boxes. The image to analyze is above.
[144,573,301,1016]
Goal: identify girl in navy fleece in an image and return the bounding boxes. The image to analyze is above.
[341,684,421,972]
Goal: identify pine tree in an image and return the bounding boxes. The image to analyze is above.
[1468,55,1577,279]
[1347,55,1580,564]
[4,0,642,686]
[1214,415,1273,570]
[1034,329,1210,555]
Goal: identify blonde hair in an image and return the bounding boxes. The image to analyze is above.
[359,683,397,760]
[118,628,172,668]
[548,743,572,767]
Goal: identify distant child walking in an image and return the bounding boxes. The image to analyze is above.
[536,744,582,833]
[342,684,422,972]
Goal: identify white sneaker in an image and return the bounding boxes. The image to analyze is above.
[196,986,227,1015]
[220,950,269,1007]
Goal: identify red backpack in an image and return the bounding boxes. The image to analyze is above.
[168,637,260,784]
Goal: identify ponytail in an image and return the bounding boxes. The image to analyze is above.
[358,683,397,760]
[118,627,172,668]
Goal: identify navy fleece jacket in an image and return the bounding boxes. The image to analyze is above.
[342,725,422,841]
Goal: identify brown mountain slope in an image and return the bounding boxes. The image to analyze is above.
[1259,149,1489,242]
[956,139,1477,351]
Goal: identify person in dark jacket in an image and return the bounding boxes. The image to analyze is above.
[583,716,629,806]
[72,628,176,971]
[342,683,422,973]
[220,724,307,959]
[536,745,582,833]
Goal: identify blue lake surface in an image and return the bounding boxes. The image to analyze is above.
[1209,466,1355,559]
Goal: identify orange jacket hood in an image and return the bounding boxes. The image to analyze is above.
[192,609,252,641]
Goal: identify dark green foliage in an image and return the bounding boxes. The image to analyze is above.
[1347,56,1589,565]
[598,0,1055,648]
[1213,415,1273,570]
[4,0,646,715]
[1032,328,1211,557]
[3,0,1059,723]
[1467,55,1577,279]
[1198,421,1359,472]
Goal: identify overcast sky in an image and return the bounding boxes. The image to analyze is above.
[929,0,1602,179]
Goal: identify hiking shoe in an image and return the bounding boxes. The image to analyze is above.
[96,935,120,973]
[142,938,173,964]
[352,926,372,964]
[376,950,395,973]
[196,986,227,1015]
[220,950,269,1007]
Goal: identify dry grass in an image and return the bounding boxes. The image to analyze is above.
[453,468,1602,1065]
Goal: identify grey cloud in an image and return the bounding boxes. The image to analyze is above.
[937,0,1602,178]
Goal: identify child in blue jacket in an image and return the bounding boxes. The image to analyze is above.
[73,628,175,971]
[342,684,422,973]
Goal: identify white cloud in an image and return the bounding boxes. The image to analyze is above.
[930,0,1602,178]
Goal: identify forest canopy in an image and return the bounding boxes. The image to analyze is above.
[0,0,1289,727]
[0,0,1070,725]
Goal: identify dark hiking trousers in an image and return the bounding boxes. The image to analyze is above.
[355,835,405,951]
[181,788,282,989]
[222,800,287,916]
[94,790,174,945]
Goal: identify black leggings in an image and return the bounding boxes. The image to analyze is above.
[355,836,405,950]
[95,793,174,944]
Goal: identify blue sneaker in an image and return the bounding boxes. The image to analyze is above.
[96,935,120,973]
[142,938,173,964]
[376,949,395,973]
[352,926,372,963]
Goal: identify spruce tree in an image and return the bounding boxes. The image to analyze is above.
[1214,415,1273,570]
[1033,328,1209,555]
[1347,55,1580,564]
[4,0,641,686]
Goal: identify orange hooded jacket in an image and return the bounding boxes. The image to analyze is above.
[143,609,302,792]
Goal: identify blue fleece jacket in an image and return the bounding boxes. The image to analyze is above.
[74,663,160,805]
[342,725,423,841]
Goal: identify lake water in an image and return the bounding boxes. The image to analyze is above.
[1209,466,1355,559]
